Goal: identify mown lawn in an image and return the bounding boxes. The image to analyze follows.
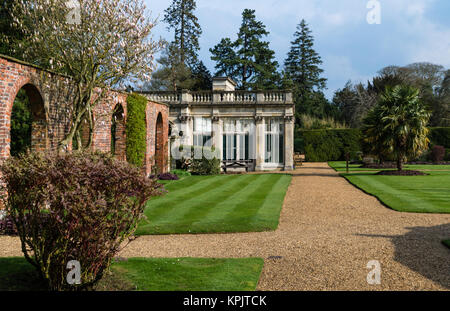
[0,257,264,291]
[328,161,450,172]
[135,174,292,235]
[328,162,450,213]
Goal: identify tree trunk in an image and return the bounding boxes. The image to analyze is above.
[397,155,403,171]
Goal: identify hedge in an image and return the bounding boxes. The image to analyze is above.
[295,127,450,162]
[296,129,361,162]
[126,93,147,167]
[429,127,450,148]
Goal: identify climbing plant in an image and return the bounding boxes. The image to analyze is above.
[126,93,147,167]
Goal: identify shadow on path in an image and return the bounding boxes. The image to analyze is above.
[358,223,450,289]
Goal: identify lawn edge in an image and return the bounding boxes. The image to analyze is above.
[336,172,450,214]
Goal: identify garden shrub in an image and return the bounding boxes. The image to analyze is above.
[429,127,450,148]
[430,145,445,162]
[150,172,179,180]
[296,127,449,162]
[126,93,147,167]
[297,129,361,161]
[171,169,191,177]
[0,215,17,235]
[174,145,221,175]
[0,151,164,291]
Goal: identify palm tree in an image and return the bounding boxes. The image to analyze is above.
[361,104,389,164]
[375,85,431,171]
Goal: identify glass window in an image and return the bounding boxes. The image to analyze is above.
[265,118,284,164]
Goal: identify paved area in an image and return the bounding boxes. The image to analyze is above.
[1,163,449,290]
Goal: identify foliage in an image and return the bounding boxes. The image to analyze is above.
[150,172,179,180]
[361,103,392,163]
[0,151,164,291]
[0,0,29,58]
[298,114,348,130]
[191,156,221,175]
[296,129,361,161]
[210,9,280,90]
[10,89,32,157]
[429,127,450,148]
[126,93,147,167]
[334,63,449,128]
[370,85,431,170]
[284,19,329,123]
[163,0,202,67]
[170,169,191,177]
[0,215,17,235]
[10,0,163,151]
[430,145,445,163]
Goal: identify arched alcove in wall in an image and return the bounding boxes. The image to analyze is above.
[154,112,164,173]
[10,83,47,157]
[111,104,126,161]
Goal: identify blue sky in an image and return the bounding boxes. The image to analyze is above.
[144,0,450,99]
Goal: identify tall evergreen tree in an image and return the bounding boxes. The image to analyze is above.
[163,0,202,67]
[190,61,212,90]
[284,19,327,122]
[210,9,279,90]
[210,38,237,78]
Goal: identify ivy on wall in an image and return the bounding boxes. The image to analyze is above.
[126,93,147,167]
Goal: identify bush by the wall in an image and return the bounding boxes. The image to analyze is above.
[0,151,164,291]
[297,129,361,161]
[176,145,221,175]
[126,93,147,167]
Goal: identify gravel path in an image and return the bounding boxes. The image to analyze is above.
[1,162,449,290]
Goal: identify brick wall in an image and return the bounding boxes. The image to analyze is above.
[0,55,169,177]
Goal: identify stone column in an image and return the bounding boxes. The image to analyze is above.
[254,116,265,171]
[211,116,221,159]
[284,116,294,171]
[179,115,192,146]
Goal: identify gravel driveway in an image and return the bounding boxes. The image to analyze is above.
[1,163,449,290]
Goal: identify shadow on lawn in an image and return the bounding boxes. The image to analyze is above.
[358,223,450,289]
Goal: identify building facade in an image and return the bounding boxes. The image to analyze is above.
[142,77,295,172]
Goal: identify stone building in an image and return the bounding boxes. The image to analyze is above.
[142,77,294,171]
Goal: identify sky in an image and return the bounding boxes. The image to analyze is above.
[144,0,450,99]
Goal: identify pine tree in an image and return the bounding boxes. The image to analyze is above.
[164,0,202,67]
[285,19,327,121]
[144,43,194,91]
[210,38,237,78]
[191,61,212,90]
[210,9,280,90]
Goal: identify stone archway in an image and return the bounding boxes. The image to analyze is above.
[154,112,164,173]
[9,83,47,157]
[111,104,126,161]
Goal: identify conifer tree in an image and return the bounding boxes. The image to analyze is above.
[285,19,327,120]
[164,0,202,67]
[210,9,279,90]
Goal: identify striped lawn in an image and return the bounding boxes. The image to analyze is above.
[340,171,450,213]
[135,174,292,235]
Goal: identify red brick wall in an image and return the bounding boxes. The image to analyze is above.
[145,102,169,176]
[0,56,169,177]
